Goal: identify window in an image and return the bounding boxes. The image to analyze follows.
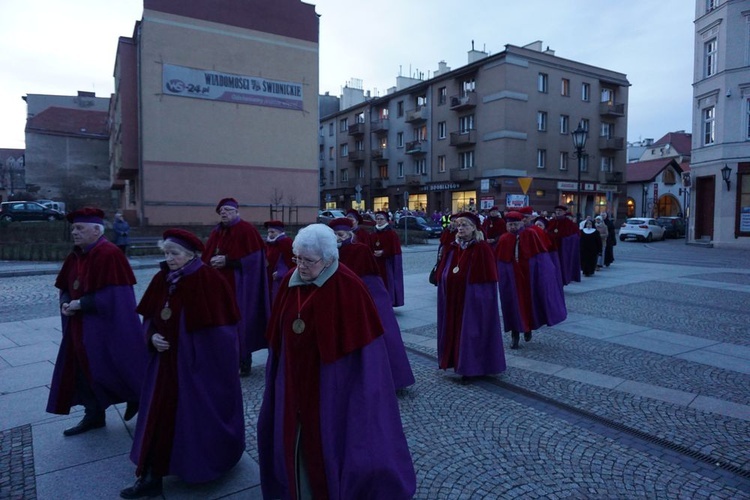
[461,78,476,97]
[559,152,569,171]
[416,94,427,108]
[581,83,590,102]
[415,158,427,175]
[601,88,614,104]
[580,155,589,172]
[459,151,474,169]
[328,123,334,136]
[705,38,718,77]
[378,136,388,149]
[706,0,717,12]
[537,149,546,169]
[459,115,474,133]
[355,112,365,124]
[438,155,446,173]
[319,126,324,137]
[600,122,614,138]
[600,156,614,173]
[397,162,404,178]
[397,101,404,117]
[538,73,548,93]
[379,107,389,120]
[355,139,364,151]
[580,118,590,132]
[329,170,334,182]
[340,144,348,157]
[328,146,334,160]
[537,111,548,132]
[378,164,388,179]
[561,78,570,97]
[746,98,750,140]
[397,132,404,148]
[560,115,569,134]
[356,166,364,178]
[438,87,447,105]
[341,169,349,182]
[339,118,348,132]
[438,121,447,139]
[414,125,427,141]
[704,106,716,145]
[319,145,324,160]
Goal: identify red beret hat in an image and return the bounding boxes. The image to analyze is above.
[554,205,569,212]
[163,228,204,253]
[375,211,390,221]
[215,197,239,213]
[328,217,354,231]
[66,207,104,224]
[505,211,524,222]
[490,206,500,212]
[263,220,284,230]
[345,209,363,223]
[519,206,534,215]
[453,212,481,228]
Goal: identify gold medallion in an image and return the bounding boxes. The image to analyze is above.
[452,266,460,274]
[160,307,172,321]
[292,318,305,334]
[375,241,381,247]
[73,279,80,290]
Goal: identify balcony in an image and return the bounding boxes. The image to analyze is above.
[598,136,625,150]
[405,174,422,186]
[449,92,477,110]
[373,178,389,189]
[449,130,477,147]
[405,106,427,123]
[605,172,623,183]
[338,178,351,188]
[371,148,388,161]
[371,118,389,133]
[450,167,475,182]
[348,122,365,135]
[348,150,365,162]
[405,140,427,155]
[599,102,625,117]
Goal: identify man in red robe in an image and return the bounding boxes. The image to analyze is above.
[203,197,269,375]
[346,208,371,244]
[369,211,404,307]
[47,207,146,436]
[263,220,294,303]
[481,205,506,249]
[546,204,581,285]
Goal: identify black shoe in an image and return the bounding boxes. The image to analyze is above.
[239,359,252,377]
[524,331,532,342]
[511,332,520,350]
[124,402,139,422]
[120,476,163,499]
[63,416,105,436]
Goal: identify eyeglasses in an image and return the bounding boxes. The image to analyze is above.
[455,223,474,228]
[292,256,323,267]
[219,207,237,214]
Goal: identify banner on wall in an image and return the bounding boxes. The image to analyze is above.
[505,194,529,208]
[162,64,304,111]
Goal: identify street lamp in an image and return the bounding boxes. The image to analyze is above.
[721,164,731,191]
[571,124,588,221]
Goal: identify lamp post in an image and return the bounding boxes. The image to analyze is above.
[721,164,731,191]
[571,125,588,222]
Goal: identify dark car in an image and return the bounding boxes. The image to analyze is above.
[0,201,65,222]
[656,216,686,239]
[394,216,442,238]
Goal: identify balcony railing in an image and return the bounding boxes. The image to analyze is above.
[405,174,422,186]
[348,150,365,162]
[371,148,388,161]
[449,167,475,182]
[449,92,477,110]
[598,136,624,150]
[599,102,625,117]
[370,118,389,133]
[405,140,427,154]
[449,130,477,147]
[348,122,365,135]
[373,178,389,189]
[338,178,351,188]
[405,106,427,123]
[604,172,623,183]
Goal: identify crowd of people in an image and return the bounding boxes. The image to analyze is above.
[47,199,613,498]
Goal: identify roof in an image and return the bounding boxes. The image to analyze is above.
[0,149,25,161]
[25,107,108,139]
[626,158,684,183]
[651,131,692,155]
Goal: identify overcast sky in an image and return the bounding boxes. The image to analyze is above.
[1,0,695,150]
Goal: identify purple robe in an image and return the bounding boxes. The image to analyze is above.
[559,233,581,285]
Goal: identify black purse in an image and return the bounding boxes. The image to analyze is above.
[428,264,438,286]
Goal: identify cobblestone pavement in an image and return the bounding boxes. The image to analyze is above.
[2,239,749,498]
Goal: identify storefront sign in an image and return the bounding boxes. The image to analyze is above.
[162,63,304,110]
[505,194,529,208]
[740,206,750,232]
[480,197,495,210]
[480,178,490,193]
[421,182,460,191]
[557,181,577,190]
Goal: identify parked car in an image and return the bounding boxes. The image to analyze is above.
[0,201,65,222]
[394,216,443,238]
[37,199,67,214]
[316,209,346,224]
[656,216,686,239]
[619,217,666,242]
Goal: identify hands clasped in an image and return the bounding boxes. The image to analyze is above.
[152,333,171,352]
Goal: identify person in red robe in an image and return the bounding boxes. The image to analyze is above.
[258,224,415,499]
[496,212,567,349]
[346,208,371,245]
[263,220,295,303]
[481,205,507,249]
[202,197,269,376]
[329,217,415,390]
[436,212,506,377]
[47,207,146,437]
[369,210,405,307]
[546,204,582,285]
[123,229,243,498]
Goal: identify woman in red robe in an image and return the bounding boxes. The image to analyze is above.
[263,220,295,303]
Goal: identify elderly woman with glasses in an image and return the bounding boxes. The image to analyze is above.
[258,224,415,500]
[122,229,244,499]
[435,212,506,378]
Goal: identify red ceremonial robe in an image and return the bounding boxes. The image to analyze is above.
[47,237,146,414]
[203,218,270,356]
[546,216,582,285]
[265,235,295,302]
[131,260,244,482]
[258,263,416,499]
[369,226,405,307]
[482,216,507,248]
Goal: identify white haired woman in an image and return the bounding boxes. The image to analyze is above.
[258,223,415,499]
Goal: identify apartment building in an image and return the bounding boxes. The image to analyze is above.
[690,0,750,248]
[320,41,629,220]
[110,0,319,225]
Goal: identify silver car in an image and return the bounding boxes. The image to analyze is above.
[619,217,666,242]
